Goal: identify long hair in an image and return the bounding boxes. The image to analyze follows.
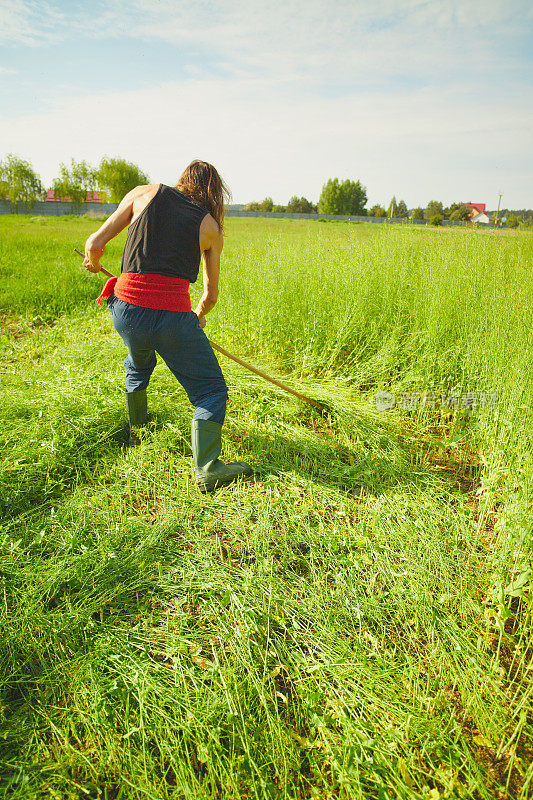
[176,160,230,231]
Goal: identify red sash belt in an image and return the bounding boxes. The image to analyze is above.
[96,273,191,312]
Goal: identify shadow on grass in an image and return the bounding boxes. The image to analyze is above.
[0,416,129,521]
[2,402,483,523]
[1,404,201,524]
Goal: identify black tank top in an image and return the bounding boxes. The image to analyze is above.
[120,184,209,283]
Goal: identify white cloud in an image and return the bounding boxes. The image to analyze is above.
[0,0,66,45]
[0,66,18,74]
[0,0,530,206]
[1,0,531,84]
[90,0,533,84]
[0,77,530,206]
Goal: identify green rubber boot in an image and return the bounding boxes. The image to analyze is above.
[126,389,148,446]
[192,419,252,492]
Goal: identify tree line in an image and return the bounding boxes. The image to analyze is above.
[246,181,475,224]
[246,181,532,227]
[0,154,148,209]
[1,154,531,227]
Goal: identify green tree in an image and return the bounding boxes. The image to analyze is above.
[318,178,367,215]
[259,197,274,212]
[96,156,149,203]
[52,159,96,206]
[286,196,317,213]
[318,179,340,214]
[0,153,44,210]
[411,207,425,221]
[506,215,519,229]
[430,214,444,226]
[245,201,261,211]
[272,204,287,212]
[449,209,465,222]
[396,200,408,218]
[369,204,387,217]
[425,200,444,220]
[445,202,470,221]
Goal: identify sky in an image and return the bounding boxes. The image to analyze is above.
[0,0,532,208]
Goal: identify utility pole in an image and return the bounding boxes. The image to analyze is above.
[495,192,503,226]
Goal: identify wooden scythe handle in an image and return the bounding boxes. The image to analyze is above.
[208,341,326,411]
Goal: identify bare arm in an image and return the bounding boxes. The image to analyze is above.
[194,221,223,327]
[83,185,147,273]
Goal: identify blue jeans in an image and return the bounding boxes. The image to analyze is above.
[107,295,228,424]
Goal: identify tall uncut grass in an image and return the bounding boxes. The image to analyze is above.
[1,215,532,799]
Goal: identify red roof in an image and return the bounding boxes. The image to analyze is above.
[463,202,486,215]
[85,191,104,203]
[45,189,105,203]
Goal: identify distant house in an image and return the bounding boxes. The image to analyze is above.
[45,189,105,203]
[463,202,492,224]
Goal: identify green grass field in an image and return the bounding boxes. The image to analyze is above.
[1,215,532,799]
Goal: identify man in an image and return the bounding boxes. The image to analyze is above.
[84,160,252,492]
